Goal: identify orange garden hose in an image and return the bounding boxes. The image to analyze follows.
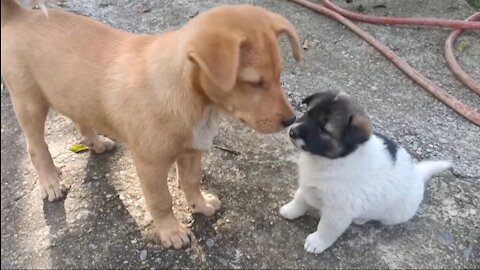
[322,0,480,30]
[289,0,480,127]
[444,12,480,96]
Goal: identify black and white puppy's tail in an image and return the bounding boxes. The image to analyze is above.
[416,160,452,183]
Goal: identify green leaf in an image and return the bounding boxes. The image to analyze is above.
[457,42,469,52]
[69,144,89,153]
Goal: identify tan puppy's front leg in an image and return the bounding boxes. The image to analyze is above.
[75,123,115,154]
[177,152,221,216]
[133,155,192,249]
[10,92,66,201]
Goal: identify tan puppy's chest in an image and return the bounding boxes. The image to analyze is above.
[191,107,220,151]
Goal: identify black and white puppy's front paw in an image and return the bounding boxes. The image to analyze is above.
[279,201,305,220]
[304,232,330,254]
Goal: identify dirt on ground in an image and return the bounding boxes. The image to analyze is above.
[1,0,479,269]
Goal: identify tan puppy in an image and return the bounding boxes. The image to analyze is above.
[1,0,300,249]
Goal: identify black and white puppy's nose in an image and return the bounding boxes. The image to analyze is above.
[289,127,299,139]
[282,116,296,127]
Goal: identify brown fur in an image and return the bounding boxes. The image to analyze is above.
[1,0,300,249]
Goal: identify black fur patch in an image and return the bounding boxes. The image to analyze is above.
[374,132,398,163]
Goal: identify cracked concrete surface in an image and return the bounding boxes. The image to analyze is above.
[1,0,479,269]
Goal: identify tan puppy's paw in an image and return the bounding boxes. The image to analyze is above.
[81,135,115,154]
[190,193,221,216]
[156,219,193,249]
[204,193,222,210]
[39,172,68,202]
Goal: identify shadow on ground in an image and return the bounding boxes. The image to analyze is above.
[1,0,479,268]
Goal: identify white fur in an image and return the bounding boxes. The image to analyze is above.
[192,107,219,151]
[280,134,452,254]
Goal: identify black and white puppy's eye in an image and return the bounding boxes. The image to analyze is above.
[318,118,328,128]
[318,119,330,134]
[320,124,331,134]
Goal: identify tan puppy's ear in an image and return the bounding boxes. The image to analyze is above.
[268,12,301,62]
[187,30,245,91]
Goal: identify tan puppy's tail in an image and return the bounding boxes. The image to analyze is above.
[1,0,48,27]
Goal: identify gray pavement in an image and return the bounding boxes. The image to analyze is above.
[1,0,479,268]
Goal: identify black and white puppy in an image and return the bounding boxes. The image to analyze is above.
[280,90,452,254]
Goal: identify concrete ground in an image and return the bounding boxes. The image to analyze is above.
[1,0,479,268]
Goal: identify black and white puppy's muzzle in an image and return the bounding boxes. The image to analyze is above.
[289,123,307,151]
[288,118,329,155]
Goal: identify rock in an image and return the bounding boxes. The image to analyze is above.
[439,231,454,246]
[139,249,147,261]
[217,257,228,267]
[206,238,215,248]
[463,243,473,260]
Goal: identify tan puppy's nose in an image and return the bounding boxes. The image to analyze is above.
[282,115,296,128]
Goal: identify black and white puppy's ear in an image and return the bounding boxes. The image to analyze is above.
[302,91,339,107]
[301,93,321,106]
[343,114,373,147]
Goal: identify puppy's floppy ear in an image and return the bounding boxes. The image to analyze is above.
[187,30,245,91]
[301,91,337,106]
[302,93,321,106]
[267,12,301,62]
[343,114,373,146]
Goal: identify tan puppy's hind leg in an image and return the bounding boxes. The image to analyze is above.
[177,152,221,216]
[75,123,115,154]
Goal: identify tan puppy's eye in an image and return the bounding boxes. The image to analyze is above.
[240,68,264,89]
[248,79,265,89]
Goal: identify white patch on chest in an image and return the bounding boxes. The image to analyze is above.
[192,107,220,151]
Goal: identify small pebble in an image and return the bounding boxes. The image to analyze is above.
[440,231,454,245]
[463,243,473,260]
[139,249,148,261]
[217,257,228,267]
[205,238,215,248]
